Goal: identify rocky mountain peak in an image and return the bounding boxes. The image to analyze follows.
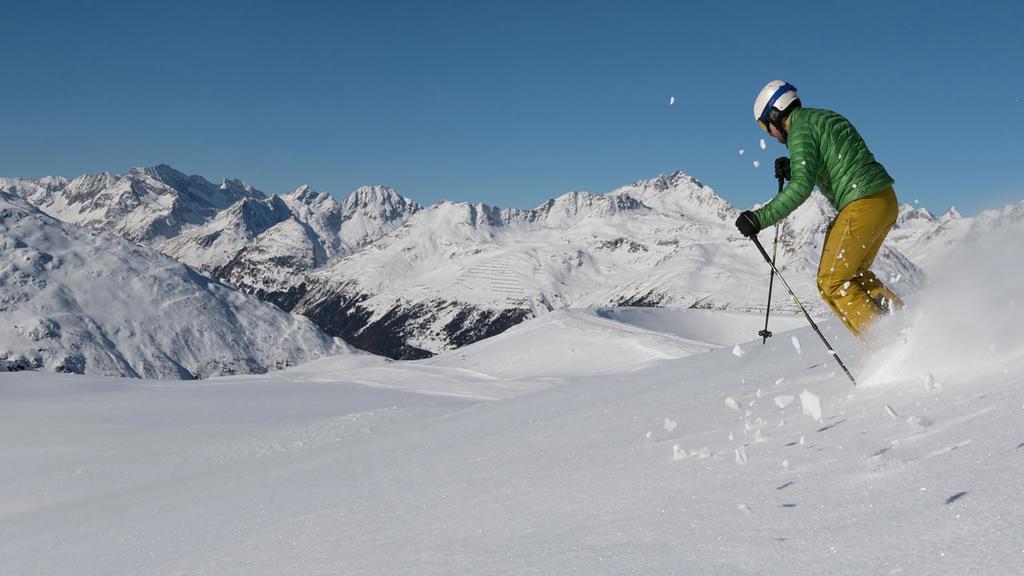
[609,171,733,221]
[941,206,962,222]
[897,204,937,228]
[530,190,649,224]
[283,185,337,212]
[341,185,420,222]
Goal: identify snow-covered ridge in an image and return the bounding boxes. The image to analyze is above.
[15,164,267,243]
[897,203,937,227]
[968,200,1024,233]
[159,195,294,271]
[607,171,736,221]
[0,190,353,378]
[527,190,649,224]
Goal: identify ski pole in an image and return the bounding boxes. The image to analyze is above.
[749,234,858,386]
[758,174,785,344]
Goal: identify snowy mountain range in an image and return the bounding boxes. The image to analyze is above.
[0,164,1005,366]
[288,172,930,358]
[0,190,352,378]
[1,165,263,244]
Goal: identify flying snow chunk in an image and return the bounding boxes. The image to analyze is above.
[724,396,741,412]
[735,446,749,465]
[673,444,688,460]
[738,149,745,156]
[669,96,676,105]
[664,417,678,432]
[774,395,795,409]
[799,389,822,422]
[791,336,802,355]
[759,138,767,150]
[732,345,745,358]
[753,160,761,168]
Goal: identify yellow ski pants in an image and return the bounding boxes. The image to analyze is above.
[816,187,904,339]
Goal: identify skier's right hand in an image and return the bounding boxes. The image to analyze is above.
[735,210,761,238]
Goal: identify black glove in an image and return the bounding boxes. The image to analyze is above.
[774,157,791,181]
[735,210,761,238]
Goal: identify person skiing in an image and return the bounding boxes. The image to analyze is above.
[735,80,903,340]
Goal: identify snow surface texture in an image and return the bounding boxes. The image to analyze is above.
[2,281,1022,574]
[0,192,351,378]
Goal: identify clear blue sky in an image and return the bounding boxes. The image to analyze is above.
[2,0,1021,215]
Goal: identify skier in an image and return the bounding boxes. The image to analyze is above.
[735,81,903,340]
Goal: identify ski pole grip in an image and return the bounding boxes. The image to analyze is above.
[774,157,791,181]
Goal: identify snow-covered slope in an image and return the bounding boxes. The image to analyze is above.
[158,195,294,271]
[2,217,1021,574]
[0,191,352,378]
[214,216,323,309]
[422,308,807,380]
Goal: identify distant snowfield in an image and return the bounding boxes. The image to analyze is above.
[422,308,806,382]
[250,308,806,398]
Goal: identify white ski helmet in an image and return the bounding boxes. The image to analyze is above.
[754,80,800,133]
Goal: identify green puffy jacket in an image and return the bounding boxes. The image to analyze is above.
[754,107,894,228]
